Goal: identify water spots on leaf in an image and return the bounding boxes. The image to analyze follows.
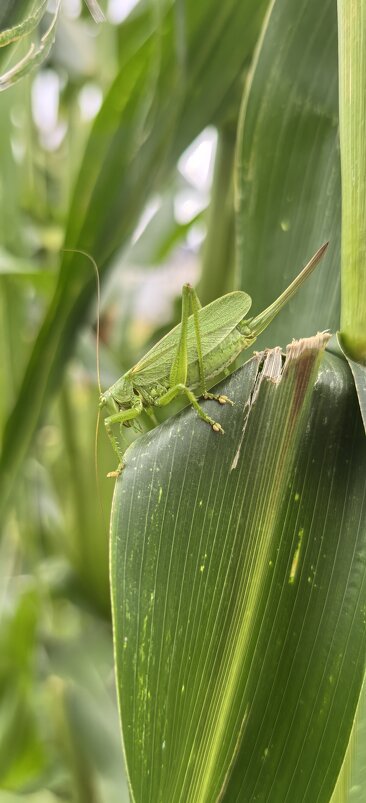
[289,527,304,584]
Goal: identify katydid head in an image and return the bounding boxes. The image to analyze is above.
[99,388,117,414]
[99,376,133,414]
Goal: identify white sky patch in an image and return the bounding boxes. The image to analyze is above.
[133,258,198,324]
[108,0,139,24]
[32,70,67,150]
[178,127,217,192]
[32,70,60,134]
[174,190,208,225]
[78,83,103,121]
[63,0,82,18]
[186,222,206,251]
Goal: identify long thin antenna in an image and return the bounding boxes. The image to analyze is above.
[95,406,103,505]
[63,248,102,395]
[63,248,107,529]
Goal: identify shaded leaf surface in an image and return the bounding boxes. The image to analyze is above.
[236,0,340,347]
[111,341,366,802]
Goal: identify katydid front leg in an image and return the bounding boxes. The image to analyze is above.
[104,397,143,465]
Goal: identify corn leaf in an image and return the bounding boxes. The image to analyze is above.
[111,335,366,802]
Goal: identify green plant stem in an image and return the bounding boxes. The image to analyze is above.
[198,128,236,305]
[338,0,366,362]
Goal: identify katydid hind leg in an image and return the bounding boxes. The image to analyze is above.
[169,284,207,395]
[188,284,207,395]
[169,285,190,388]
[154,382,224,434]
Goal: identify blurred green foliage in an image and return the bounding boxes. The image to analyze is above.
[0,0,363,801]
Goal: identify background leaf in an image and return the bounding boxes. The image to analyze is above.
[236,0,340,346]
[0,0,269,520]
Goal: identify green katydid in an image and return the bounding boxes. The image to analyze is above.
[98,242,328,472]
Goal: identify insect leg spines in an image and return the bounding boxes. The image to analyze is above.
[104,398,143,462]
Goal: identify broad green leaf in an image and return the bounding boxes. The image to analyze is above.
[236,0,340,347]
[111,337,366,802]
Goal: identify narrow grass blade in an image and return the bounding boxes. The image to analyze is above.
[338,0,366,363]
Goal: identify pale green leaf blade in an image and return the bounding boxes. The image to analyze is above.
[338,0,366,362]
[111,337,366,802]
[330,676,366,803]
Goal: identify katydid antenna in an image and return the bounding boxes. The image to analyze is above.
[62,249,106,530]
